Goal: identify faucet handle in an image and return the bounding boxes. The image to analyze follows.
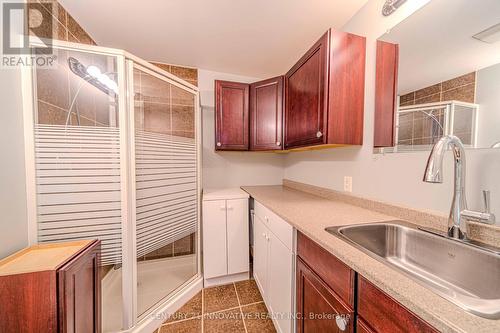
[483,190,491,214]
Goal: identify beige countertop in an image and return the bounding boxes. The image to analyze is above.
[242,184,500,333]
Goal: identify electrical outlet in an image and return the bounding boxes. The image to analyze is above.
[344,176,353,192]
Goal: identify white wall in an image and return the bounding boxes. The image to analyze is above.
[198,69,285,189]
[0,0,29,258]
[0,65,29,258]
[283,0,500,217]
[476,63,500,148]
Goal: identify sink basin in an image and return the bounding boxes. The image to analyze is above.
[326,221,500,319]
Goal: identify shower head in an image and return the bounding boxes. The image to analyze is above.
[68,57,118,95]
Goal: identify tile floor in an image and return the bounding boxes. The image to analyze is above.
[156,279,276,333]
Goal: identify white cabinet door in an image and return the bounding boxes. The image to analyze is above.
[253,214,269,300]
[226,198,249,275]
[268,232,294,333]
[202,199,227,279]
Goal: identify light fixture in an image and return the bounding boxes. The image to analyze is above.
[382,0,407,16]
[68,57,118,95]
[84,63,119,94]
[473,22,500,44]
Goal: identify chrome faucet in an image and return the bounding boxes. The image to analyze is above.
[423,135,495,240]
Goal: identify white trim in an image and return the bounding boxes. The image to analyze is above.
[133,63,198,95]
[117,55,135,330]
[130,276,203,333]
[203,271,250,288]
[20,63,38,245]
[195,92,202,278]
[125,58,139,327]
[398,99,478,111]
[127,55,198,92]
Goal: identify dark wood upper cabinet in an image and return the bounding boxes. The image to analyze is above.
[250,76,284,151]
[285,29,366,149]
[284,31,329,149]
[215,29,366,152]
[215,80,250,150]
[374,40,399,147]
[328,30,366,145]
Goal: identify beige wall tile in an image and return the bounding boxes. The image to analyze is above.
[442,72,475,91]
[415,83,441,100]
[442,83,475,103]
[67,14,94,45]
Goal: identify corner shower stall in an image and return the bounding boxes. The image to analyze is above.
[22,40,201,332]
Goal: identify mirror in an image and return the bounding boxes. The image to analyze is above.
[375,0,500,152]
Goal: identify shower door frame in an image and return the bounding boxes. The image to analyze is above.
[22,38,202,332]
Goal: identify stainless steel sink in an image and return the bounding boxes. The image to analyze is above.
[326,221,500,319]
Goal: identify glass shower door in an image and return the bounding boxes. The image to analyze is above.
[132,64,199,317]
[31,46,125,332]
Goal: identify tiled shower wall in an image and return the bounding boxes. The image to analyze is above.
[29,0,198,260]
[400,72,476,106]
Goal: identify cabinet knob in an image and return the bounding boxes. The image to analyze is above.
[335,316,348,331]
[227,206,233,211]
[276,141,281,146]
[316,131,323,138]
[216,142,222,147]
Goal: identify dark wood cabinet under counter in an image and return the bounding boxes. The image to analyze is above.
[296,232,355,332]
[296,231,438,333]
[0,240,101,333]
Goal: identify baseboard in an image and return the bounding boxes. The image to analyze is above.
[132,275,203,333]
[204,271,249,287]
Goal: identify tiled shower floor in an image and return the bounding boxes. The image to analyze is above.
[156,279,276,333]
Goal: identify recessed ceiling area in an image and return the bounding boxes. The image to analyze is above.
[380,0,500,94]
[59,0,367,78]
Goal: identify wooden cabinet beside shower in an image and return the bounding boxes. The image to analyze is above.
[0,240,101,333]
[202,188,250,287]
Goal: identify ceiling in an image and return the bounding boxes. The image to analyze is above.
[59,0,367,78]
[380,0,500,94]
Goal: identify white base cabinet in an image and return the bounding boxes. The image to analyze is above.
[253,200,295,333]
[202,189,250,286]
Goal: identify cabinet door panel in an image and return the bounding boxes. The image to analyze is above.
[284,31,329,149]
[357,319,376,333]
[253,214,269,301]
[296,258,354,333]
[226,198,249,275]
[374,40,399,147]
[328,30,366,145]
[250,76,283,151]
[268,232,294,333]
[215,80,249,150]
[58,241,101,333]
[202,200,228,278]
[358,276,438,333]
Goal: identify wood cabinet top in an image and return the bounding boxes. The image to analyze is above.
[0,240,94,276]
